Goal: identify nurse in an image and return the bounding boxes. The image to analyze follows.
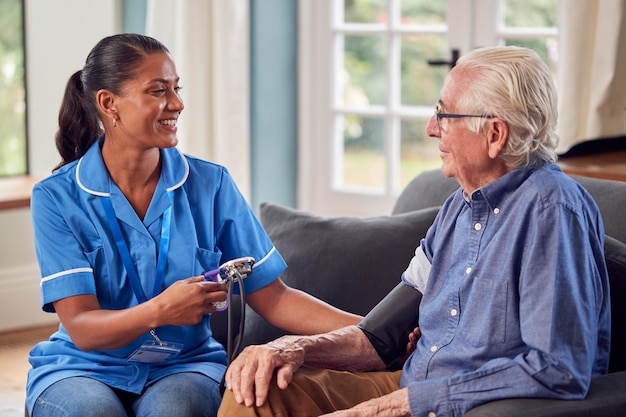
[26,33,361,417]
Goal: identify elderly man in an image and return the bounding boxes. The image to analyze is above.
[218,46,611,417]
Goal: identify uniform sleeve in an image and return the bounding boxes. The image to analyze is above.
[30,184,97,312]
[404,201,610,417]
[213,168,287,294]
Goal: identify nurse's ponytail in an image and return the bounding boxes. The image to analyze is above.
[54,70,102,170]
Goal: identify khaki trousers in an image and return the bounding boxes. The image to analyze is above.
[218,368,402,417]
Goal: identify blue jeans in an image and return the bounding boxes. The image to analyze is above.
[31,373,221,417]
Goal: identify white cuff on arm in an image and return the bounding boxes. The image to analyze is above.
[401,245,431,293]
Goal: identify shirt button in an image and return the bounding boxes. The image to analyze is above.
[428,412,437,417]
[466,267,472,274]
[430,345,438,352]
[451,308,458,317]
[494,208,500,214]
[474,223,482,230]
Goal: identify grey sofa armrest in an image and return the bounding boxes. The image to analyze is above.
[464,371,626,417]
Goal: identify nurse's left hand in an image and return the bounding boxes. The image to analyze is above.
[154,276,228,325]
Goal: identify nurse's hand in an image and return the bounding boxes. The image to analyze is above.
[53,277,227,351]
[155,276,228,325]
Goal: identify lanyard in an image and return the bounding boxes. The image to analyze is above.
[101,191,173,304]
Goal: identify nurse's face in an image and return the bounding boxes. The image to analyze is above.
[112,52,184,150]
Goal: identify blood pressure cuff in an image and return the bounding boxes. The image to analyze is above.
[357,282,422,366]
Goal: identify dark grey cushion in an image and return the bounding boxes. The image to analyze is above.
[239,203,440,347]
[605,235,626,373]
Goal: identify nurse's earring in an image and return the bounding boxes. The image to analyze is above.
[113,118,117,128]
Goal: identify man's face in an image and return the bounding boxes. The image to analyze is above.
[426,66,494,192]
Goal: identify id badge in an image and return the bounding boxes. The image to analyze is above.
[127,341,184,363]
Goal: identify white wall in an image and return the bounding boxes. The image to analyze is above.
[0,0,120,332]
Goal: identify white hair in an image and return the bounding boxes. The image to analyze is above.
[455,46,559,169]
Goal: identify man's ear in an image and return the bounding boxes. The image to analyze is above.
[486,118,509,159]
[96,89,118,123]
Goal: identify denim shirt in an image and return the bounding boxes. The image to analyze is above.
[400,164,611,417]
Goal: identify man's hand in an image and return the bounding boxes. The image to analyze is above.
[402,327,421,361]
[225,336,305,407]
[225,326,387,408]
[321,388,411,417]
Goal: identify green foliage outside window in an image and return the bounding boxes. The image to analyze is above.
[503,0,558,27]
[0,0,27,177]
[339,0,558,190]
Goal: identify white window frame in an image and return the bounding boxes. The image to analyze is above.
[298,0,559,218]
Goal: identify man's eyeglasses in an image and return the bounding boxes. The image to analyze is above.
[434,101,494,132]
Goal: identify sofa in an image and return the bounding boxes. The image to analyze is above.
[211,168,626,416]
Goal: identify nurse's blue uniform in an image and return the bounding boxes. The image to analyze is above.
[26,138,286,415]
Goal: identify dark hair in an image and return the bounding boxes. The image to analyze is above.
[54,33,169,170]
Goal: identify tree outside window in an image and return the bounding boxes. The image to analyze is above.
[0,0,27,177]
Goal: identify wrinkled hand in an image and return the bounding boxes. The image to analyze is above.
[155,276,227,326]
[321,388,411,417]
[225,336,305,407]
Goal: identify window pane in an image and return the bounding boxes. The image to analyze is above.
[343,35,386,106]
[343,0,386,24]
[0,0,27,177]
[503,0,558,28]
[400,0,447,25]
[401,34,448,106]
[400,119,440,189]
[341,115,385,189]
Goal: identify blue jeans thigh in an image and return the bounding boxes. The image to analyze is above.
[132,372,221,417]
[32,376,128,417]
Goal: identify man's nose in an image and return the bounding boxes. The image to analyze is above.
[426,115,440,137]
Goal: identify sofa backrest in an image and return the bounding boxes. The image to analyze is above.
[392,169,459,215]
[571,175,626,244]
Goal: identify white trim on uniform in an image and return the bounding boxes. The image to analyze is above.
[41,267,94,285]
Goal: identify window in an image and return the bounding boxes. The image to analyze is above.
[299,0,559,217]
[0,0,27,177]
[336,0,448,194]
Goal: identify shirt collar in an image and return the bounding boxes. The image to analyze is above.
[469,163,554,209]
[76,136,189,197]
